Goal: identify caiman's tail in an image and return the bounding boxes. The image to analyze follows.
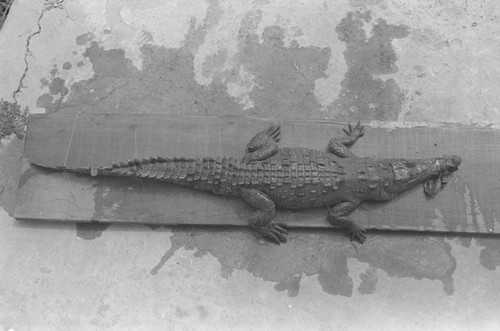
[35,156,243,194]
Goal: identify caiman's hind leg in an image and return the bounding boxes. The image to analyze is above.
[239,187,288,244]
[328,121,365,158]
[327,201,367,244]
[242,122,280,162]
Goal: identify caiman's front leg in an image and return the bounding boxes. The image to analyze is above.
[328,122,365,158]
[328,201,367,244]
[242,122,280,162]
[239,187,288,244]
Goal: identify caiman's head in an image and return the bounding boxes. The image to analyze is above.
[390,155,462,197]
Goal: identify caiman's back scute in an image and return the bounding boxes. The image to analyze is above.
[40,122,462,245]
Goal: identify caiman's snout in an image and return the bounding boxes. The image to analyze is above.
[443,155,462,173]
[391,154,462,197]
[424,154,462,197]
[451,154,462,166]
[437,154,462,179]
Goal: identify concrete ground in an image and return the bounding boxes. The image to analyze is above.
[1,0,500,329]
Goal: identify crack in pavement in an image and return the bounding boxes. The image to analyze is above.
[12,0,65,102]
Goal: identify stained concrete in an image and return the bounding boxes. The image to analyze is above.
[332,11,410,120]
[2,0,500,329]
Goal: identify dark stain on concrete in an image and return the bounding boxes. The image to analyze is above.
[83,42,131,78]
[175,306,190,318]
[36,9,332,121]
[150,235,177,275]
[197,305,209,319]
[201,49,228,80]
[151,227,354,296]
[358,267,377,294]
[76,222,111,240]
[151,227,456,297]
[331,11,410,120]
[38,41,241,115]
[36,0,226,116]
[36,94,54,110]
[32,0,339,124]
[40,78,49,87]
[238,8,262,41]
[76,32,94,46]
[317,252,353,296]
[477,238,500,271]
[356,236,456,295]
[274,274,302,297]
[36,74,69,113]
[182,0,224,54]
[62,62,72,70]
[48,77,69,96]
[238,26,331,117]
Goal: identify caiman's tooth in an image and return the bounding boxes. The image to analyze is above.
[155,172,164,179]
[126,169,136,176]
[112,162,120,168]
[142,158,150,164]
[148,171,158,178]
[140,170,150,177]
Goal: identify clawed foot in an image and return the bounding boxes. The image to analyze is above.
[254,222,289,244]
[348,225,367,244]
[343,121,365,140]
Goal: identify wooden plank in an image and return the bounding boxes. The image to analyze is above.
[14,113,500,233]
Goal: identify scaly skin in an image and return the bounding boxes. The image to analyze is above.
[42,122,462,244]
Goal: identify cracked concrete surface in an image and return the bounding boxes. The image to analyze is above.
[1,0,500,329]
[11,5,43,102]
[11,0,66,102]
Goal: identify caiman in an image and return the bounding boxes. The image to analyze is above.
[35,122,462,244]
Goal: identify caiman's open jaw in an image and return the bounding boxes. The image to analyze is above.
[423,155,462,197]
